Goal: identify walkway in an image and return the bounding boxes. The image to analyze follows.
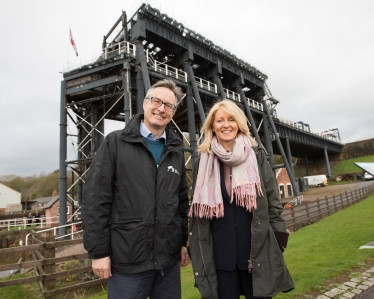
[316,266,374,299]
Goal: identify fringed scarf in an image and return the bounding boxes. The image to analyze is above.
[188,135,263,219]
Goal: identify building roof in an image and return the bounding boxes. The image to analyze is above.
[29,195,75,209]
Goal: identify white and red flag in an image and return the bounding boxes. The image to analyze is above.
[70,28,78,56]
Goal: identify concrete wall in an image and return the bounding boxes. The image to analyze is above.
[0,183,21,210]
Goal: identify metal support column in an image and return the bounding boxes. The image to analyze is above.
[304,154,310,176]
[59,81,67,234]
[122,11,128,42]
[91,102,104,152]
[135,41,151,92]
[261,98,300,197]
[324,147,332,178]
[213,75,226,100]
[77,120,83,205]
[237,87,263,147]
[262,116,274,166]
[285,137,294,176]
[186,85,199,172]
[184,62,206,123]
[136,66,144,114]
[123,60,132,125]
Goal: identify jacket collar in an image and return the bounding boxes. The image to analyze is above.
[120,114,182,148]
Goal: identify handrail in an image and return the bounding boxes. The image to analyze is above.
[25,221,82,246]
[247,98,264,111]
[0,215,63,231]
[195,76,217,93]
[223,88,240,102]
[63,40,136,73]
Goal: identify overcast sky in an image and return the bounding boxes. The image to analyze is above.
[1,0,373,177]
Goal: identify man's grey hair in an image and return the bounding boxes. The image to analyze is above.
[145,79,184,106]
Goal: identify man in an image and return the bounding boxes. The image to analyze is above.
[82,79,189,299]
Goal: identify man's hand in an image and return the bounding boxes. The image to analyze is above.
[92,256,112,279]
[180,246,189,267]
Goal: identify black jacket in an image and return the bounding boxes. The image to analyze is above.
[82,114,189,274]
[210,160,253,271]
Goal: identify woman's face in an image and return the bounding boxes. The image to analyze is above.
[212,108,239,151]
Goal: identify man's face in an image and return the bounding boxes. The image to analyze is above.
[143,87,176,132]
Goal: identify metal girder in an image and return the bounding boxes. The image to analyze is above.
[66,75,122,95]
[132,13,266,87]
[64,60,124,81]
[274,123,343,156]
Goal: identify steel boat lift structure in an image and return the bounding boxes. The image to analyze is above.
[59,3,343,230]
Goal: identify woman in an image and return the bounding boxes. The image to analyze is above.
[188,100,294,299]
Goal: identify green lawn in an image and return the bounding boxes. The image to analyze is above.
[0,272,41,299]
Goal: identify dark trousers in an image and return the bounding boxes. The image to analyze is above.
[108,262,181,299]
[216,268,271,299]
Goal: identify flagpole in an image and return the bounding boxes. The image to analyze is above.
[68,27,70,72]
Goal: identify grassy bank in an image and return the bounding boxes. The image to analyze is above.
[332,154,374,176]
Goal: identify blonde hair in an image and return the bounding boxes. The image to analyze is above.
[199,99,257,154]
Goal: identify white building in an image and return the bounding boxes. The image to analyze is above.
[0,182,21,213]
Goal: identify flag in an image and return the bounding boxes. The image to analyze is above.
[70,28,78,56]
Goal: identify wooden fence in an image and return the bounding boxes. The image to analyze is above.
[0,232,105,298]
[283,182,374,232]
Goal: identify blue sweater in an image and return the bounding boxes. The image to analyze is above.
[143,137,165,165]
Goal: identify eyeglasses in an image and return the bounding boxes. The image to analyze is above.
[147,97,177,112]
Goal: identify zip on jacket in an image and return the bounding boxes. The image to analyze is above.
[248,208,254,273]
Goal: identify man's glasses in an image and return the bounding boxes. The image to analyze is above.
[147,97,177,112]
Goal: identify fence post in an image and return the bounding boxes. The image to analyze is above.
[290,206,296,232]
[305,202,311,225]
[339,193,343,211]
[324,196,329,216]
[316,198,321,220]
[42,231,56,298]
[333,194,337,213]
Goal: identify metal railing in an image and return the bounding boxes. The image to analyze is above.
[279,117,342,143]
[247,98,264,111]
[0,216,48,231]
[63,40,136,73]
[223,88,240,102]
[195,76,217,93]
[145,50,188,82]
[25,221,83,245]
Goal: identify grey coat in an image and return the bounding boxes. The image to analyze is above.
[188,147,295,298]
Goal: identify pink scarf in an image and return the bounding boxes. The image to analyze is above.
[188,135,263,219]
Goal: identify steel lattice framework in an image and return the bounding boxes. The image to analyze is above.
[58,3,343,228]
